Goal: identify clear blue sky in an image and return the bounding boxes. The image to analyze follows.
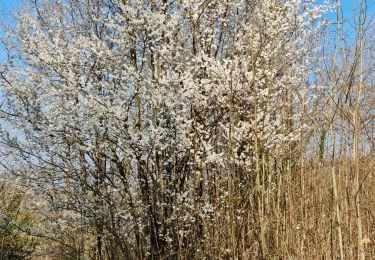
[0,0,20,62]
[0,0,18,18]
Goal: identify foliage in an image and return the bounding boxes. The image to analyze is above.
[0,182,36,260]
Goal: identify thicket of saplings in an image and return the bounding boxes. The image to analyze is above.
[0,0,373,259]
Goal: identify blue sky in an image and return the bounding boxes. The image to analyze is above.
[0,0,20,62]
[0,0,18,18]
